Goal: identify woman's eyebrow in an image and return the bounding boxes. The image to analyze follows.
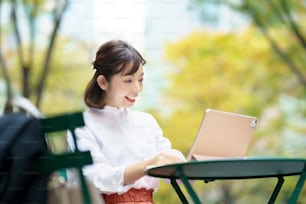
[122,72,144,77]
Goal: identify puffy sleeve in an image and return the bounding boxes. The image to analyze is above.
[148,114,186,161]
[67,127,133,194]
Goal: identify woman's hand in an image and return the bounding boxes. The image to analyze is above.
[148,152,186,167]
[123,153,186,185]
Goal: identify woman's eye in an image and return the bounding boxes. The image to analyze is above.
[124,79,132,83]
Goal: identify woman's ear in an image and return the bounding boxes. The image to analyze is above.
[97,75,108,91]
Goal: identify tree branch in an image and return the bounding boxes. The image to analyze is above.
[11,0,24,66]
[21,0,40,98]
[266,0,287,25]
[266,0,306,70]
[11,0,32,98]
[280,0,306,51]
[245,0,306,87]
[35,0,69,107]
[0,0,14,113]
[0,0,15,113]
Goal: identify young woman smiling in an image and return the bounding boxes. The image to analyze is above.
[68,40,185,204]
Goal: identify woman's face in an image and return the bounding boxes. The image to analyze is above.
[98,64,144,108]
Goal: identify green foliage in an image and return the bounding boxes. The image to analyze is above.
[149,25,306,203]
[40,38,92,114]
[0,0,69,111]
[164,26,293,116]
[189,0,306,88]
[5,36,91,114]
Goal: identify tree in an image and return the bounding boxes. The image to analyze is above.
[178,1,306,201]
[0,0,69,112]
[164,27,295,116]
[189,0,306,89]
[154,26,305,203]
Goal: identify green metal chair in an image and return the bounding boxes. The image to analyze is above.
[33,112,93,204]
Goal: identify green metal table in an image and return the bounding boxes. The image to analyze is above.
[146,157,306,204]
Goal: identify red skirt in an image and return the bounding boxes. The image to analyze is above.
[102,188,154,204]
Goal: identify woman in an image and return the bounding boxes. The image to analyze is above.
[69,40,185,204]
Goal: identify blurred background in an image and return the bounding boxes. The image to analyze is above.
[0,0,305,203]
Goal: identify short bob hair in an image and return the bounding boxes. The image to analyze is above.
[84,40,146,108]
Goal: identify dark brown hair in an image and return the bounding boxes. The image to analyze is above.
[84,40,146,108]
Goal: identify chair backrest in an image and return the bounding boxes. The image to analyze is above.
[34,112,93,204]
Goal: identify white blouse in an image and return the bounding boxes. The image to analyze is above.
[68,106,185,194]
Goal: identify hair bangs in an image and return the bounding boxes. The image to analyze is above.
[118,48,146,76]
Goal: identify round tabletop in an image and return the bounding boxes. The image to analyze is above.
[146,157,306,180]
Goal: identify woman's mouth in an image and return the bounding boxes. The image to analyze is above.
[125,96,136,103]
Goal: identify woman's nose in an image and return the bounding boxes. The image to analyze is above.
[133,81,142,92]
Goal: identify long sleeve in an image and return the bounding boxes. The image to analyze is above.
[67,106,184,194]
[70,127,130,193]
[149,114,186,160]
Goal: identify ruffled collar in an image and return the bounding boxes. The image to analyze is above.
[89,105,129,115]
[103,105,127,112]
